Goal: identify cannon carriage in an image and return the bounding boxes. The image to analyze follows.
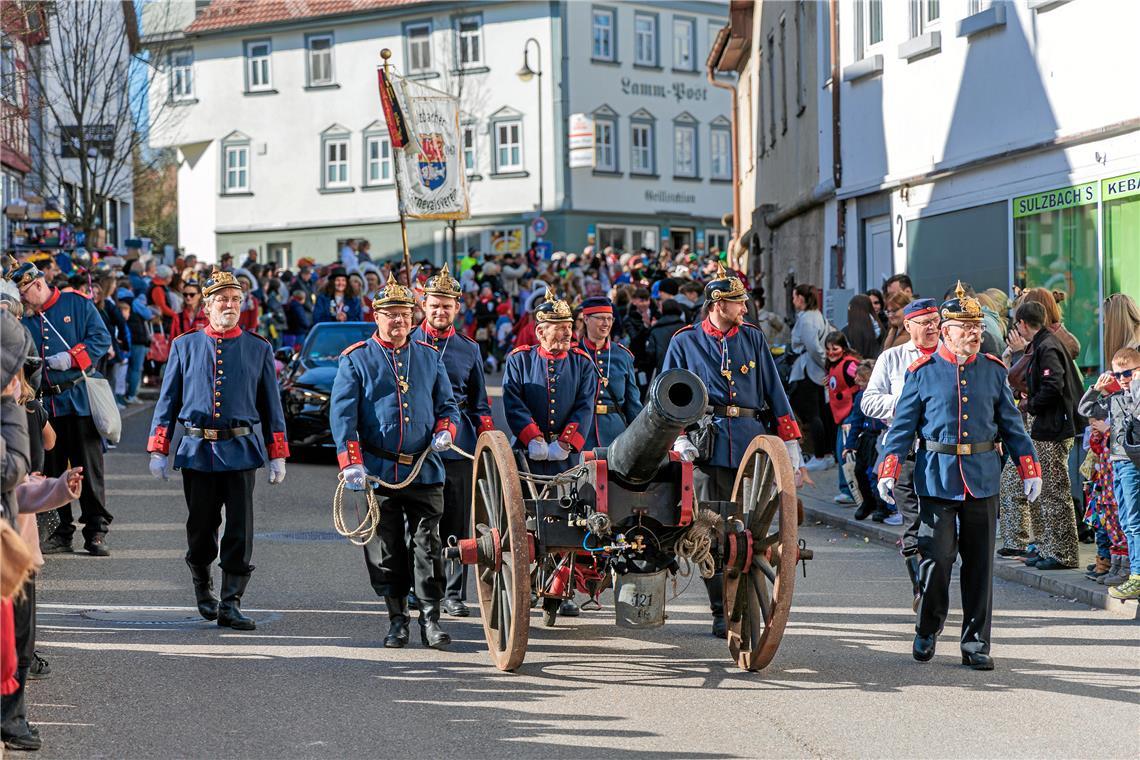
[448,368,813,672]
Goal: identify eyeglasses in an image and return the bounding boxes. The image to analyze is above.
[908,317,940,329]
[946,322,984,333]
[1113,369,1135,379]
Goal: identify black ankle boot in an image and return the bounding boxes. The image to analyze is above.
[217,572,255,630]
[418,601,451,649]
[703,574,727,639]
[187,560,219,621]
[904,555,923,613]
[384,595,410,648]
[913,633,937,662]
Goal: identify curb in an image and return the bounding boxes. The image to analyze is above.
[798,485,1139,621]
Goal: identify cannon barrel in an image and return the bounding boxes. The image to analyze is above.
[605,368,708,484]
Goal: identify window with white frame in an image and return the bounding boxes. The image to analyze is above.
[855,0,884,60]
[630,119,654,175]
[710,127,731,180]
[967,0,990,13]
[673,17,695,70]
[306,33,334,86]
[493,119,522,172]
[405,22,432,72]
[634,13,657,66]
[461,124,477,174]
[222,140,250,193]
[364,132,392,185]
[910,0,940,37]
[457,15,482,67]
[595,118,616,171]
[169,48,194,101]
[244,39,272,92]
[592,7,615,61]
[673,123,697,178]
[322,134,350,189]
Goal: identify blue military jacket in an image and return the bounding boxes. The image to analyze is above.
[23,289,112,418]
[580,337,642,449]
[330,334,459,486]
[502,344,596,475]
[662,319,800,468]
[879,345,1039,500]
[412,321,493,462]
[148,326,290,472]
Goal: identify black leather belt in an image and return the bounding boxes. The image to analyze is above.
[363,442,424,466]
[709,405,763,419]
[918,440,995,455]
[41,376,83,396]
[186,426,252,441]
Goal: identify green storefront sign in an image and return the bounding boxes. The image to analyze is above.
[1012,182,1098,218]
[1103,170,1140,201]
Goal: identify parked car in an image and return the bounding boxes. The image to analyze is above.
[279,321,375,448]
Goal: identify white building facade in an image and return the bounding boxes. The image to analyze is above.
[146,0,733,266]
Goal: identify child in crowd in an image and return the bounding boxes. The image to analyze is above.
[1077,346,1140,598]
[842,360,895,523]
[825,331,862,505]
[1081,420,1128,584]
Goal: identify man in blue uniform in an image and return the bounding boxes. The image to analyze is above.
[147,270,289,630]
[662,263,804,638]
[411,264,493,618]
[331,274,460,649]
[878,283,1041,670]
[10,260,113,556]
[577,296,642,450]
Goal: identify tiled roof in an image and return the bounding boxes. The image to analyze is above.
[185,0,427,35]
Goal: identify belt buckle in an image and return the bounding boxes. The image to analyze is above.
[203,429,219,441]
[596,404,608,414]
[397,453,413,465]
[726,405,740,418]
[956,443,970,455]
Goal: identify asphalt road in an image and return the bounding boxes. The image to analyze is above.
[25,403,1140,759]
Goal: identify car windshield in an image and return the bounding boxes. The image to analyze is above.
[302,323,376,367]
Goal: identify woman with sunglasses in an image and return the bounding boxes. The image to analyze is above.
[171,282,208,338]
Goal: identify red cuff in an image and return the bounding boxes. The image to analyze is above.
[518,422,543,446]
[477,415,495,434]
[147,425,170,455]
[559,423,585,452]
[434,418,458,439]
[776,414,801,442]
[878,453,901,481]
[338,440,363,468]
[68,343,92,371]
[268,431,290,460]
[1017,455,1041,480]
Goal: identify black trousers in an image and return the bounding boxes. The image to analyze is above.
[44,413,111,543]
[916,494,997,655]
[896,455,921,556]
[789,381,829,459]
[440,458,472,601]
[181,468,256,575]
[364,482,444,601]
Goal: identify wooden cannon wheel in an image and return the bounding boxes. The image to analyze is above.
[724,435,800,671]
[471,431,531,672]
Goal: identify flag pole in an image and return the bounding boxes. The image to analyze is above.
[381,48,413,288]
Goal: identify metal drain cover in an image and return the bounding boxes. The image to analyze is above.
[256,530,344,543]
[80,608,205,625]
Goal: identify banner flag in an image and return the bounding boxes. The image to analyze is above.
[394,77,470,220]
[376,67,412,149]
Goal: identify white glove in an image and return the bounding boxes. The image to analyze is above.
[45,351,72,371]
[546,440,570,462]
[431,430,453,452]
[267,458,286,485]
[672,435,699,462]
[149,453,169,481]
[527,438,548,461]
[1023,477,1042,503]
[341,464,367,491]
[877,476,896,505]
[784,440,803,471]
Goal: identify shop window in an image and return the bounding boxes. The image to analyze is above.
[1102,172,1140,313]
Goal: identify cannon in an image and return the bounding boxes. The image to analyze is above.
[448,368,813,672]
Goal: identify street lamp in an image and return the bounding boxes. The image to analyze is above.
[517,37,543,215]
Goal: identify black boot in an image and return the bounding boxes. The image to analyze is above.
[418,601,451,649]
[904,555,923,613]
[703,574,727,639]
[187,560,219,621]
[217,572,255,630]
[913,633,937,662]
[384,595,410,648]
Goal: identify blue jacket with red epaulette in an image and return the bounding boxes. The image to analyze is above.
[502,343,596,475]
[147,325,289,472]
[878,344,1038,500]
[411,321,493,462]
[580,337,642,449]
[23,288,112,418]
[330,333,459,486]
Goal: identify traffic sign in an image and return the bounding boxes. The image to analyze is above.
[531,216,549,236]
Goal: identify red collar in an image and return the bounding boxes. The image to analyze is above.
[937,343,976,365]
[41,287,61,311]
[701,318,738,340]
[538,346,567,360]
[583,337,609,352]
[420,321,455,340]
[205,325,242,339]
[372,333,408,351]
[916,342,937,356]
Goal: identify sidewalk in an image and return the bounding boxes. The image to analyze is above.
[797,473,1139,620]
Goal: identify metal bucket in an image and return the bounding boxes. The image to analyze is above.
[613,569,668,629]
